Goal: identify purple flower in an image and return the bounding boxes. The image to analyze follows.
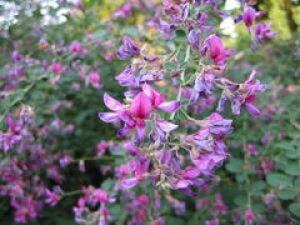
[121,177,140,190]
[113,3,133,19]
[10,67,25,77]
[189,72,215,103]
[11,51,22,62]
[205,219,219,225]
[115,67,136,87]
[159,19,176,40]
[243,6,256,27]
[117,36,140,60]
[219,70,266,116]
[44,188,61,206]
[59,154,72,168]
[188,29,200,48]
[99,93,125,123]
[155,119,178,142]
[255,22,275,42]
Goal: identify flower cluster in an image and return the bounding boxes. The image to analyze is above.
[95,1,272,224]
[0,109,73,223]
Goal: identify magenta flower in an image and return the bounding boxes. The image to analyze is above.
[244,208,255,225]
[69,41,87,55]
[119,158,150,190]
[130,92,153,120]
[243,6,256,27]
[214,193,227,214]
[117,36,140,60]
[44,188,61,206]
[99,85,179,141]
[50,62,66,75]
[97,141,108,156]
[202,35,231,65]
[246,144,259,156]
[86,71,101,89]
[255,22,275,42]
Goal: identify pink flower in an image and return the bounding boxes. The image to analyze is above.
[246,144,259,156]
[91,189,109,204]
[243,6,256,27]
[97,141,107,156]
[202,35,231,65]
[244,208,255,225]
[130,92,153,120]
[51,62,66,75]
[87,71,101,89]
[69,41,87,55]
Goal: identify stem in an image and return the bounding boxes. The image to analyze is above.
[170,45,191,120]
[62,190,82,198]
[71,155,118,163]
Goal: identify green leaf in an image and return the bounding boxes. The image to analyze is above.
[284,162,300,176]
[166,217,185,225]
[278,189,297,200]
[226,158,244,173]
[266,173,293,189]
[289,202,300,217]
[234,195,247,206]
[250,181,267,196]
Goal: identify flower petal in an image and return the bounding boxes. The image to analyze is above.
[103,93,124,111]
[156,120,178,133]
[98,112,119,123]
[121,177,139,190]
[158,101,180,112]
[245,103,261,117]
